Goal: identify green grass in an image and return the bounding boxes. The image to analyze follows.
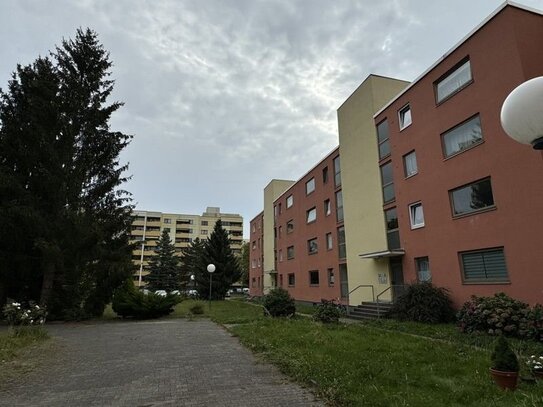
[169,299,264,324]
[295,302,318,315]
[0,326,50,385]
[231,319,543,406]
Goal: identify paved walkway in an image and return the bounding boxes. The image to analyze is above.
[0,319,323,406]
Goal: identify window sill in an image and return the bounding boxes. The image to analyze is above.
[306,220,317,225]
[462,280,510,285]
[399,122,412,132]
[308,252,318,256]
[404,172,418,180]
[435,79,474,106]
[410,224,425,230]
[452,205,496,220]
[309,284,320,287]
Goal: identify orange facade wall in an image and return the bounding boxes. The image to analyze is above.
[249,213,264,297]
[374,6,543,306]
[273,148,345,303]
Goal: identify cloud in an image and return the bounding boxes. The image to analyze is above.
[2,0,543,235]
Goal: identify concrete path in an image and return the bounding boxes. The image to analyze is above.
[0,319,323,406]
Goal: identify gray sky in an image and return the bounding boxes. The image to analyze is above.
[1,0,542,237]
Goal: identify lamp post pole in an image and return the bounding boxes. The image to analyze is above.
[207,264,216,309]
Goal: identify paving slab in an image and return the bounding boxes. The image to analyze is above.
[0,319,323,406]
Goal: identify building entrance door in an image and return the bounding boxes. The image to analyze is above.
[339,264,349,300]
[390,258,405,302]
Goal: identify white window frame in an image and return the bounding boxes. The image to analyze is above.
[403,150,418,178]
[409,202,425,229]
[416,257,431,282]
[305,178,315,195]
[398,104,412,130]
[306,207,317,223]
[435,59,472,103]
[286,195,293,208]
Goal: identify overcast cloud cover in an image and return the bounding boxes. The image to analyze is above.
[1,0,542,237]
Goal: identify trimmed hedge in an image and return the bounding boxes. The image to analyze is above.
[313,299,345,324]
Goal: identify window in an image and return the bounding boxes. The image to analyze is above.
[274,205,278,217]
[380,162,395,203]
[403,151,418,177]
[278,226,282,238]
[460,248,508,283]
[398,104,412,130]
[252,241,256,250]
[326,232,333,250]
[286,195,293,208]
[307,238,318,255]
[322,166,329,184]
[252,278,256,287]
[306,178,315,195]
[450,178,494,216]
[287,246,295,259]
[202,221,208,226]
[334,156,341,187]
[324,199,331,216]
[442,115,483,158]
[435,59,472,103]
[288,273,295,286]
[377,120,390,159]
[252,259,256,268]
[279,250,283,262]
[335,190,344,222]
[163,227,171,233]
[385,208,400,249]
[306,207,317,223]
[327,268,335,286]
[201,230,208,235]
[416,257,431,282]
[337,226,346,260]
[409,202,425,229]
[257,258,260,267]
[163,218,171,224]
[287,220,294,233]
[309,270,320,286]
[251,223,255,232]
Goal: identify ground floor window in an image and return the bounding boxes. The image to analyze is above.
[460,247,508,283]
[327,268,335,286]
[288,273,295,286]
[309,270,319,286]
[415,257,431,282]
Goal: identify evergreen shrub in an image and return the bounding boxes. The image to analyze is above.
[262,288,295,317]
[387,282,455,323]
[189,302,205,315]
[112,281,180,319]
[491,335,519,372]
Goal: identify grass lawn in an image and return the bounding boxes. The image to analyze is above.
[171,298,265,324]
[230,317,543,407]
[0,327,50,385]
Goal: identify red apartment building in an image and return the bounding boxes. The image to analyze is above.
[249,212,264,296]
[373,3,543,306]
[272,148,346,303]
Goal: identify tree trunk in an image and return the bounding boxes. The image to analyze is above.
[40,261,55,306]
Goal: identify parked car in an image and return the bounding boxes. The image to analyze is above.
[155,290,167,297]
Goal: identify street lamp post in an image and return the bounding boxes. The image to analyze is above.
[207,264,216,309]
[190,274,195,295]
[501,76,543,150]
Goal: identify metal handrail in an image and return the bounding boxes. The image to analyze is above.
[346,285,375,316]
[375,284,408,318]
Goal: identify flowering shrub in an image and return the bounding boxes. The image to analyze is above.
[2,301,47,326]
[527,355,543,372]
[457,293,542,341]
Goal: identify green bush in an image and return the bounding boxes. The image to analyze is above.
[386,282,455,324]
[457,293,542,340]
[262,288,295,317]
[189,302,205,315]
[313,299,345,324]
[112,282,180,319]
[491,336,519,372]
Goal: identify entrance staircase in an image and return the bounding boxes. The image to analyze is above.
[347,301,393,320]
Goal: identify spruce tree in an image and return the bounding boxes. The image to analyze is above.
[180,238,206,295]
[202,220,241,300]
[146,230,181,292]
[239,241,250,286]
[0,28,134,318]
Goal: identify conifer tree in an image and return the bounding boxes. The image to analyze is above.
[146,230,181,292]
[0,28,133,318]
[202,220,241,300]
[180,238,206,295]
